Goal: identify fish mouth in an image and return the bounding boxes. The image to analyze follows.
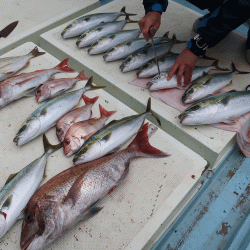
[76,40,81,47]
[13,136,19,145]
[178,113,187,124]
[21,234,36,250]
[87,48,92,54]
[147,82,153,88]
[103,54,108,61]
[61,31,65,38]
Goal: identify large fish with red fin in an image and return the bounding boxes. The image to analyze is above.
[20,123,169,250]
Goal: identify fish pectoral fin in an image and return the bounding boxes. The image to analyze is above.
[5,71,15,75]
[81,206,103,221]
[24,86,39,96]
[5,173,18,185]
[100,133,112,142]
[63,172,87,207]
[107,119,117,125]
[223,117,236,124]
[17,209,26,220]
[40,107,47,116]
[2,195,13,209]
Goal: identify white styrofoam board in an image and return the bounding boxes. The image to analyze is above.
[0,42,207,250]
[39,0,250,167]
[0,0,100,54]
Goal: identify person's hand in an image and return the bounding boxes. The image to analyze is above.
[167,47,198,87]
[138,11,161,41]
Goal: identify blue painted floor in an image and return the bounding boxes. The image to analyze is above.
[98,0,250,249]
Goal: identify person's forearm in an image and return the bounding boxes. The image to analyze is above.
[143,0,168,14]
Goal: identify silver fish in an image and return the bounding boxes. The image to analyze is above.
[120,42,176,73]
[76,15,137,48]
[13,77,105,146]
[103,32,171,62]
[0,58,74,108]
[179,91,250,125]
[61,6,135,39]
[148,60,225,91]
[73,98,161,165]
[0,47,45,81]
[35,70,88,103]
[182,63,249,104]
[20,123,168,250]
[0,134,61,239]
[88,29,141,55]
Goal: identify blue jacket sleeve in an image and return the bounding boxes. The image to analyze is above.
[188,0,250,56]
[143,0,168,14]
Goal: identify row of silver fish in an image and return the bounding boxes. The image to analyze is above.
[61,6,135,38]
[20,123,168,250]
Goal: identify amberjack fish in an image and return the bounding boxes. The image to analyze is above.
[179,90,250,125]
[0,134,61,239]
[61,6,136,39]
[20,123,168,250]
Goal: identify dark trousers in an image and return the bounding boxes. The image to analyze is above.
[187,0,250,48]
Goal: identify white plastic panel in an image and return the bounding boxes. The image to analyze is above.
[39,0,250,167]
[0,42,207,250]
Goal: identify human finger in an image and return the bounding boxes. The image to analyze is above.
[177,65,185,87]
[167,63,179,81]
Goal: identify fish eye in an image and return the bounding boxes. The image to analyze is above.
[37,89,41,94]
[26,215,33,223]
[57,128,62,133]
[191,105,199,111]
[66,140,70,145]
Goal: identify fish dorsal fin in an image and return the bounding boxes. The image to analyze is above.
[107,119,118,125]
[101,133,112,142]
[202,71,209,76]
[5,173,18,186]
[2,195,13,209]
[163,31,169,39]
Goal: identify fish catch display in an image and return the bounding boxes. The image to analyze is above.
[0,47,45,82]
[13,77,105,146]
[20,123,169,250]
[0,135,61,239]
[63,104,117,156]
[76,15,137,48]
[73,98,161,165]
[61,6,136,38]
[0,58,74,108]
[56,95,99,142]
[35,70,88,102]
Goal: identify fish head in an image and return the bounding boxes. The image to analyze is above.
[179,101,219,125]
[61,21,85,39]
[21,203,60,250]
[0,211,7,238]
[35,85,50,103]
[120,56,134,72]
[147,73,168,90]
[56,123,70,143]
[14,118,41,146]
[63,134,83,156]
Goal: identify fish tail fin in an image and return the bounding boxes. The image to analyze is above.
[145,98,161,126]
[212,60,230,71]
[125,14,138,23]
[120,6,137,16]
[200,55,217,61]
[54,58,75,72]
[76,70,89,81]
[82,95,99,105]
[99,104,117,118]
[232,62,250,74]
[128,123,169,158]
[30,46,46,57]
[84,76,106,90]
[43,134,62,155]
